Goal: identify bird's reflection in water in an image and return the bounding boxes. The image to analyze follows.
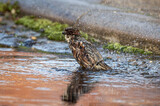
[62,68,97,103]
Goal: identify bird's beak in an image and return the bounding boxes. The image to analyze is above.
[62,31,66,35]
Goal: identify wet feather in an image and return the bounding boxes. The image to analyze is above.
[63,27,112,70]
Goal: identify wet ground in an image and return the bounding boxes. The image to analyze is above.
[0,18,160,105]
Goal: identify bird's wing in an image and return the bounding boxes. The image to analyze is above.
[83,41,103,64]
[69,38,103,68]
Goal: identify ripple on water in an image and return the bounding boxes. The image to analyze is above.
[0,48,14,51]
[34,87,51,91]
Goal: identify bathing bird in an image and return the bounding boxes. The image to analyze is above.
[62,27,111,71]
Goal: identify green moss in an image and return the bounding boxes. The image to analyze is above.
[48,32,65,41]
[15,16,69,41]
[80,31,96,42]
[0,22,7,25]
[0,2,6,12]
[103,42,153,55]
[80,31,88,40]
[15,16,96,42]
[0,1,20,16]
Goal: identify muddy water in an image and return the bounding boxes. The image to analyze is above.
[0,48,160,106]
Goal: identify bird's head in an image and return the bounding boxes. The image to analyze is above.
[62,27,80,43]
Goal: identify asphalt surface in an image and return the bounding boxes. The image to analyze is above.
[1,0,160,53]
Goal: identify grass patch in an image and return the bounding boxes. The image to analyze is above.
[103,42,153,55]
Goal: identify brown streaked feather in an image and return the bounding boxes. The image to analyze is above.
[69,37,104,69]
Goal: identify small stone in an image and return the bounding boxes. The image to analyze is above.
[128,59,136,62]
[23,39,37,47]
[11,9,16,14]
[0,22,7,25]
[4,12,10,18]
[106,56,112,60]
[131,61,138,66]
[142,61,146,64]
[65,48,69,50]
[8,32,15,35]
[113,11,117,13]
[39,28,45,33]
[116,56,120,59]
[31,36,37,40]
[143,65,148,68]
[144,75,158,78]
[11,25,17,29]
[141,72,149,75]
[117,64,121,67]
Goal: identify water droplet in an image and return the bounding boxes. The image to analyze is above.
[113,11,117,13]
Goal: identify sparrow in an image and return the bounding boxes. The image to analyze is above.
[62,27,111,71]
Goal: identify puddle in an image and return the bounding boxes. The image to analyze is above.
[0,49,159,106]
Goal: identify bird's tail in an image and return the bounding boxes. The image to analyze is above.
[96,61,112,71]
